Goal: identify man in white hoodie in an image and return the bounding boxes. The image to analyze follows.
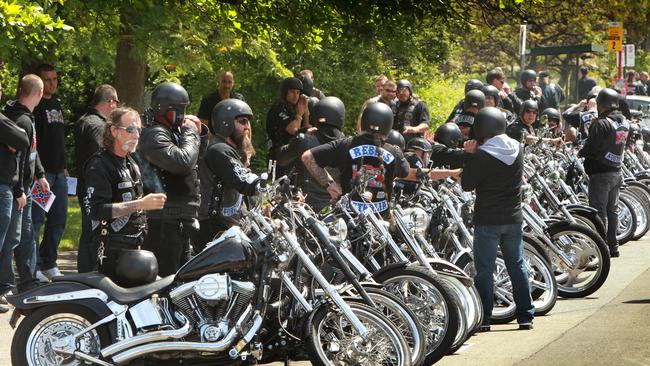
[461,107,535,332]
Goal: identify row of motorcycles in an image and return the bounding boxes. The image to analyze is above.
[7,119,650,366]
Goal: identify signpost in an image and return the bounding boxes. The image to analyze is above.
[608,22,624,85]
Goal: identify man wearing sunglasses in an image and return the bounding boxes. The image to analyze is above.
[74,84,119,272]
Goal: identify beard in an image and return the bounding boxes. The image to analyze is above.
[233,129,255,166]
[121,139,138,154]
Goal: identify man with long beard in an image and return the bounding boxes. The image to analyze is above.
[84,108,166,282]
[197,99,261,248]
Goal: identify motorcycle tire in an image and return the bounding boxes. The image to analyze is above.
[545,222,611,298]
[11,304,110,366]
[374,265,461,365]
[306,301,412,366]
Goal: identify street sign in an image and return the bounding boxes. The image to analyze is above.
[608,22,623,52]
[625,44,635,67]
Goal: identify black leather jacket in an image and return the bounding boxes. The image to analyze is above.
[136,119,208,219]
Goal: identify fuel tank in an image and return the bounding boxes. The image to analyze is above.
[175,226,256,281]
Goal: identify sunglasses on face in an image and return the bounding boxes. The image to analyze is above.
[235,116,251,125]
[117,126,142,134]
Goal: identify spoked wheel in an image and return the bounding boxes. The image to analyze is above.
[306,302,411,366]
[546,222,610,298]
[11,305,109,366]
[374,266,461,365]
[621,189,650,241]
[617,195,637,245]
[345,287,426,366]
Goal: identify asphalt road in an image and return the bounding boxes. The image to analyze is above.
[2,238,650,366]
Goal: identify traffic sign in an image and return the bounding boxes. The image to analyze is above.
[608,22,623,52]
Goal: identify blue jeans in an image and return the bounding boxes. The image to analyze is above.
[0,184,14,270]
[32,171,68,271]
[473,223,535,325]
[0,195,39,294]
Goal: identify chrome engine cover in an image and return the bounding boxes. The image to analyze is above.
[194,273,231,301]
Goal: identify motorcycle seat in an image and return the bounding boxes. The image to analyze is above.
[53,272,175,304]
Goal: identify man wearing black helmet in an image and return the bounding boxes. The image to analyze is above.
[579,88,629,257]
[394,79,430,144]
[266,77,311,177]
[506,100,563,146]
[483,85,516,123]
[539,108,563,138]
[432,123,470,168]
[461,106,535,331]
[137,82,209,276]
[302,102,409,216]
[514,70,543,107]
[299,69,326,100]
[197,99,261,246]
[277,96,346,212]
[453,89,485,140]
[446,79,485,123]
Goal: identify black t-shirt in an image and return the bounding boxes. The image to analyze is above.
[394,98,430,143]
[266,101,295,154]
[33,96,66,173]
[197,91,245,121]
[311,134,409,213]
[74,108,106,195]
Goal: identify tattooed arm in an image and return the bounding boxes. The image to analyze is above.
[302,149,342,200]
[110,193,167,218]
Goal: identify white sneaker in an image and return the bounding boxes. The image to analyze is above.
[35,270,50,282]
[42,267,63,280]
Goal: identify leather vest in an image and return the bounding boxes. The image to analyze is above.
[347,135,395,214]
[598,117,629,168]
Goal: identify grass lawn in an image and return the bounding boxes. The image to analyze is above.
[35,196,81,251]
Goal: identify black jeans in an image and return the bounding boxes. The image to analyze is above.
[588,171,622,249]
[143,218,192,277]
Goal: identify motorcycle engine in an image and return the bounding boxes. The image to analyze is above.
[169,273,255,342]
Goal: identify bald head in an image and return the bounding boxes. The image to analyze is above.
[19,74,44,98]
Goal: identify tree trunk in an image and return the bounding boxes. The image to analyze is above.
[115,31,146,112]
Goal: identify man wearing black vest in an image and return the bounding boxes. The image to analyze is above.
[579,88,629,257]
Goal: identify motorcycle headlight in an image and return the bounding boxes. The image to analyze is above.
[330,218,348,242]
[402,207,429,235]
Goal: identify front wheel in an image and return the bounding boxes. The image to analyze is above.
[11,304,110,366]
[306,302,412,366]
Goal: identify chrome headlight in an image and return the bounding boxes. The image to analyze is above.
[401,207,429,235]
[329,217,348,243]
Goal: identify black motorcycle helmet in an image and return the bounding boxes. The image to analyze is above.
[596,88,620,110]
[406,137,433,152]
[361,102,394,137]
[520,69,537,85]
[112,249,158,287]
[313,96,345,130]
[434,122,463,148]
[151,82,190,127]
[465,79,484,93]
[396,79,413,96]
[280,77,303,101]
[540,108,560,125]
[385,130,405,150]
[464,89,486,109]
[307,96,320,125]
[210,98,254,138]
[641,127,650,141]
[520,99,539,116]
[474,107,507,142]
[482,85,501,106]
[299,75,314,96]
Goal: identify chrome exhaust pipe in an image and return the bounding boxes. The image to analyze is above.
[101,313,192,358]
[112,306,258,365]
